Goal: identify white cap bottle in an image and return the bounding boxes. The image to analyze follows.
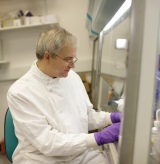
[151,109,160,163]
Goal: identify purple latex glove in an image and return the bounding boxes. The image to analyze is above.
[94,123,120,146]
[110,112,122,123]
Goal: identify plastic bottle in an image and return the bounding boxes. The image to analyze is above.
[108,90,112,105]
[151,109,160,163]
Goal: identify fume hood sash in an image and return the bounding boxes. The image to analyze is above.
[86,0,125,40]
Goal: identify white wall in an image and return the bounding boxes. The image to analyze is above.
[0,0,93,139]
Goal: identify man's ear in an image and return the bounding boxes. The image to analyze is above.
[44,52,50,62]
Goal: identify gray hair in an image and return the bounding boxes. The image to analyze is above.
[36,24,77,59]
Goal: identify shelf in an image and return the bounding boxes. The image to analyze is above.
[0,22,57,32]
[0,60,8,64]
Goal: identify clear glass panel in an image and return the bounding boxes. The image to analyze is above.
[153,55,160,120]
[99,15,130,112]
[101,17,130,79]
[91,38,99,108]
[153,24,160,120]
[150,36,160,164]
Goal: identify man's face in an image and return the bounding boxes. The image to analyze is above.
[46,46,77,78]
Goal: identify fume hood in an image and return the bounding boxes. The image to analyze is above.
[87,0,160,163]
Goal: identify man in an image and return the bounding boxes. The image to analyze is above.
[7,24,121,164]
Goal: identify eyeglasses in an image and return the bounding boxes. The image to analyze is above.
[56,55,78,64]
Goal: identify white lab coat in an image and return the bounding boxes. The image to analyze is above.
[7,61,112,164]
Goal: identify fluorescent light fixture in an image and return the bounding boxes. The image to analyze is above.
[116,39,128,50]
[103,0,132,32]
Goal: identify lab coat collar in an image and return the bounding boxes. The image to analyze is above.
[31,60,60,85]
